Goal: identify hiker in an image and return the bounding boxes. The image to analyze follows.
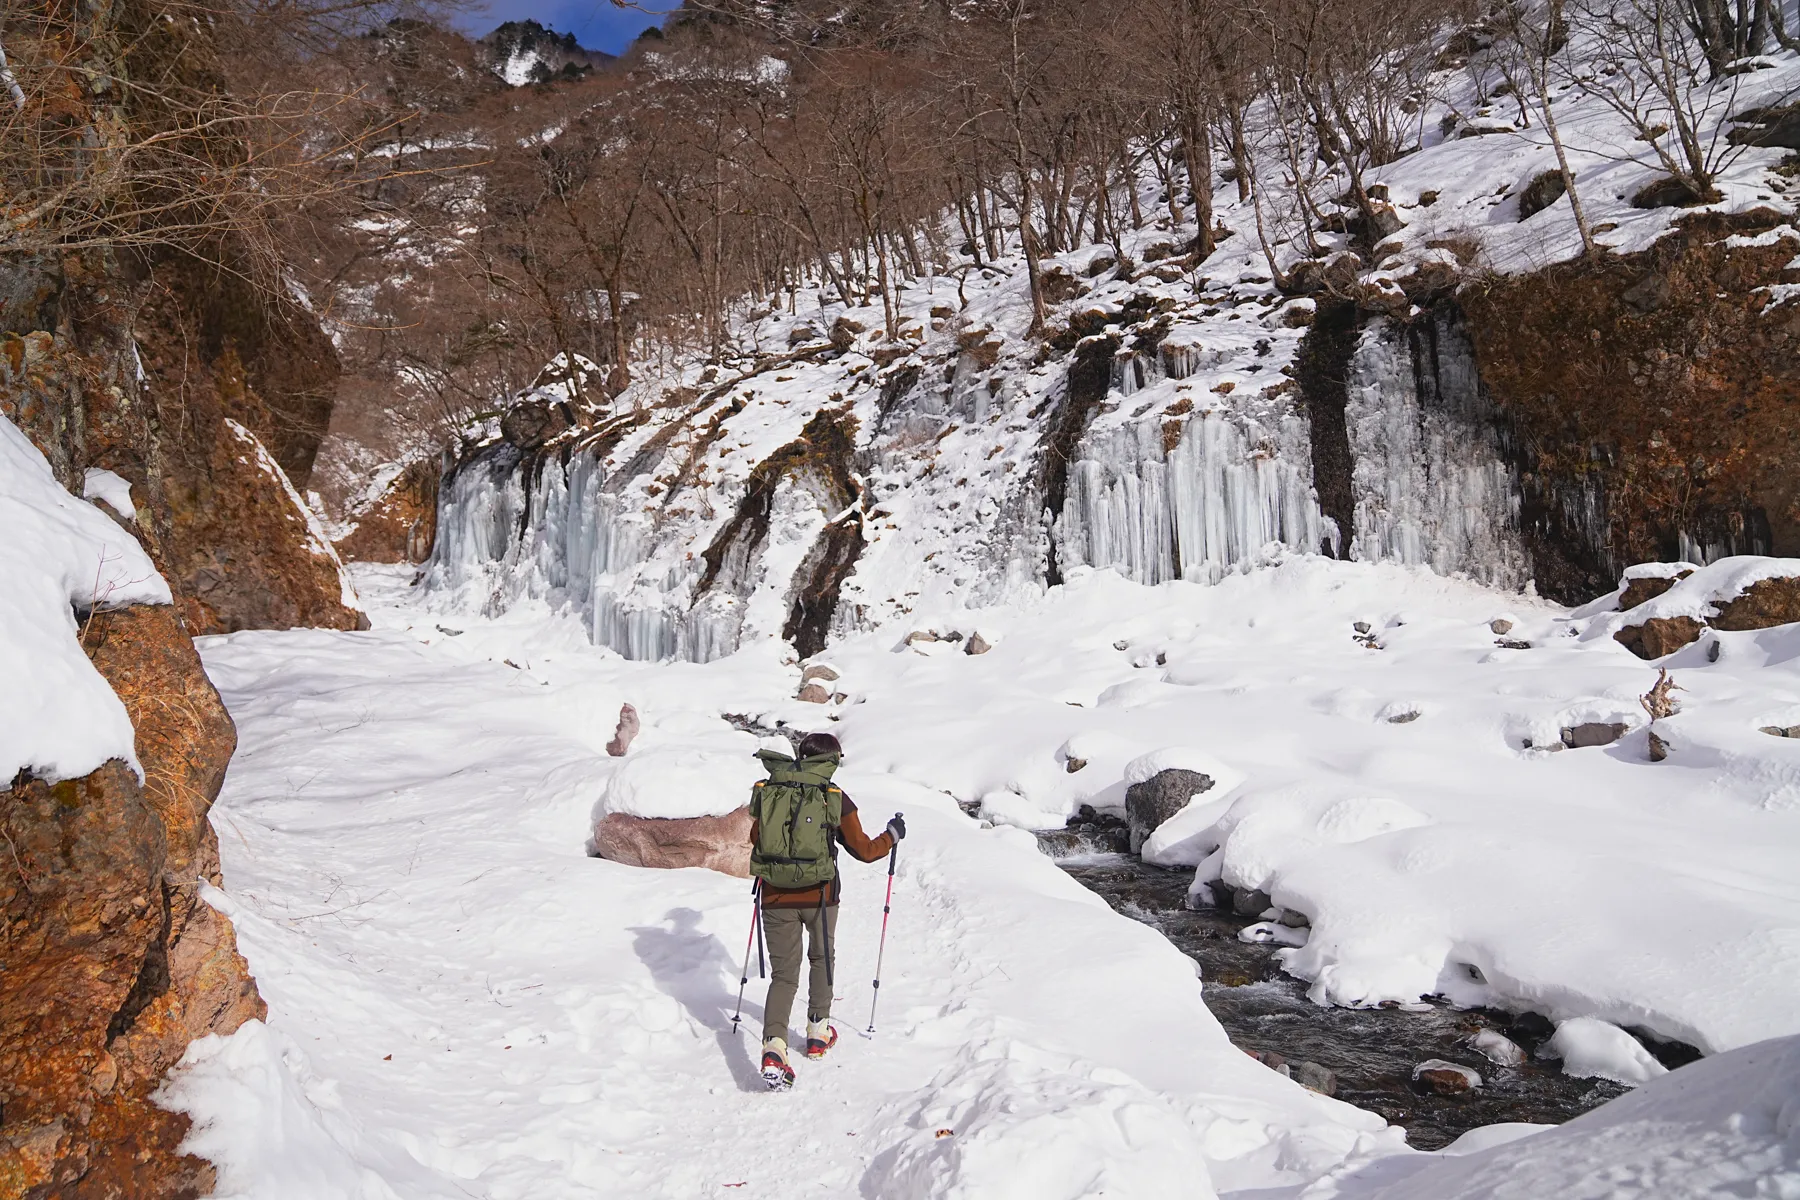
[748,731,904,1090]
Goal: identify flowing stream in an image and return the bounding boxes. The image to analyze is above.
[1032,813,1672,1150]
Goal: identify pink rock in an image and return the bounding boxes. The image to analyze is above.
[591,808,752,877]
[607,703,640,757]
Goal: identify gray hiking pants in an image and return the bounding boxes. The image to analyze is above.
[761,905,838,1045]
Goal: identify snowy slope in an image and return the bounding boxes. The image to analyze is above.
[174,548,1800,1193]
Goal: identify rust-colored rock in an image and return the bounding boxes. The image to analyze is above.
[335,457,441,564]
[1,310,355,636]
[1614,572,1800,658]
[1713,574,1800,631]
[0,602,262,1198]
[1615,614,1706,659]
[797,682,831,703]
[165,412,359,635]
[1462,212,1800,601]
[592,808,753,877]
[1413,1064,1480,1095]
[1,761,163,1196]
[82,606,265,1083]
[1618,569,1694,611]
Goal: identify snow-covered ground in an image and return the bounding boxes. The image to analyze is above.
[173,566,1396,1198]
[171,557,1800,1195]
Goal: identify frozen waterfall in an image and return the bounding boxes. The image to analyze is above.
[1058,407,1324,584]
[1344,313,1530,589]
[425,444,697,660]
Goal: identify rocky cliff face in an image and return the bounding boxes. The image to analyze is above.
[1461,211,1800,603]
[334,456,441,565]
[0,2,368,1192]
[426,207,1800,661]
[1,260,360,635]
[1,602,262,1199]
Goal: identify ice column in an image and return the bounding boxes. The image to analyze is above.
[1344,315,1529,589]
[1058,405,1324,584]
[425,444,694,660]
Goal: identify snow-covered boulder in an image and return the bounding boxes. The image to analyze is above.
[1610,557,1800,659]
[1545,1017,1669,1085]
[1125,768,1215,854]
[590,808,753,877]
[590,744,762,876]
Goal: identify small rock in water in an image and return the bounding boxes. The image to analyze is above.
[1490,617,1515,635]
[1561,721,1628,749]
[1412,1059,1483,1094]
[1231,887,1273,917]
[1468,1029,1527,1067]
[1510,1011,1556,1044]
[1245,1049,1290,1077]
[1292,1061,1337,1095]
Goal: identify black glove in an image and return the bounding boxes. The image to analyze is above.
[886,814,906,842]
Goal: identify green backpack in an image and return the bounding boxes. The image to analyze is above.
[748,748,844,888]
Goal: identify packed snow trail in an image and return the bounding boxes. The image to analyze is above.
[167,572,1394,1199]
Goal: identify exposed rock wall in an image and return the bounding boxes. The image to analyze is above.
[0,2,366,1191]
[335,457,442,564]
[1,291,358,636]
[1,606,261,1199]
[1461,212,1800,602]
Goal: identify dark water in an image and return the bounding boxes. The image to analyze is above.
[1035,815,1660,1150]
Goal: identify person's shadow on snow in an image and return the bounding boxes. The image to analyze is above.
[630,906,764,1092]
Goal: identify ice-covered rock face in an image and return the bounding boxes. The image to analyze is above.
[422,250,1549,664]
[1344,313,1529,589]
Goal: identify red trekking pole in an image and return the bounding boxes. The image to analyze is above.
[866,831,900,1035]
[731,879,764,1035]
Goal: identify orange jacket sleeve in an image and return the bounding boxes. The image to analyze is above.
[837,798,895,863]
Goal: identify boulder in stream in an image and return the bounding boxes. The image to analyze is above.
[1125,768,1214,853]
[1292,1061,1338,1096]
[1412,1059,1484,1094]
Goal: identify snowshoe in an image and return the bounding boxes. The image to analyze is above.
[804,1020,838,1060]
[761,1038,795,1091]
